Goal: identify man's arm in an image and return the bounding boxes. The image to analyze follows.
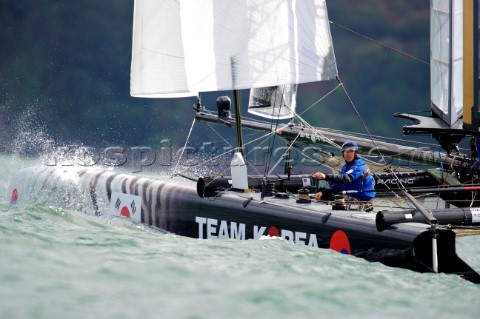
[325,173,353,184]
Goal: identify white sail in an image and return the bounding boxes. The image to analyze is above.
[130,0,338,98]
[430,0,463,126]
[130,0,196,98]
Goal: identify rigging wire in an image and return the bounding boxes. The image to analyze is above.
[263,87,284,177]
[328,19,433,203]
[329,19,432,203]
[335,75,408,196]
[336,76,382,157]
[267,131,302,175]
[171,117,196,178]
[204,122,233,148]
[294,113,341,149]
[243,130,279,176]
[275,135,337,172]
[298,83,343,117]
[190,130,276,174]
[330,21,429,65]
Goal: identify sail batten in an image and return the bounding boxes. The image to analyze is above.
[130,0,338,98]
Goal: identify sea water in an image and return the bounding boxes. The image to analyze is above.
[1,154,479,319]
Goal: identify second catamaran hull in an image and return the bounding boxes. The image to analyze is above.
[7,166,480,283]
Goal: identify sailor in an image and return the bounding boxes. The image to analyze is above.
[313,140,375,208]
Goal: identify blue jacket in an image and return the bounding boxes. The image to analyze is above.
[327,157,375,200]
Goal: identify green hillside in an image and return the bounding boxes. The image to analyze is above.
[0,0,430,153]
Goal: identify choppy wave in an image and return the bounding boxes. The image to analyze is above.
[1,154,480,319]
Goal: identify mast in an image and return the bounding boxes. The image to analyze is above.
[233,89,244,156]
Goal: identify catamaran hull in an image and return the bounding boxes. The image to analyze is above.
[7,166,480,283]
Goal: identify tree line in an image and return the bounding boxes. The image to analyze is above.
[0,0,430,154]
